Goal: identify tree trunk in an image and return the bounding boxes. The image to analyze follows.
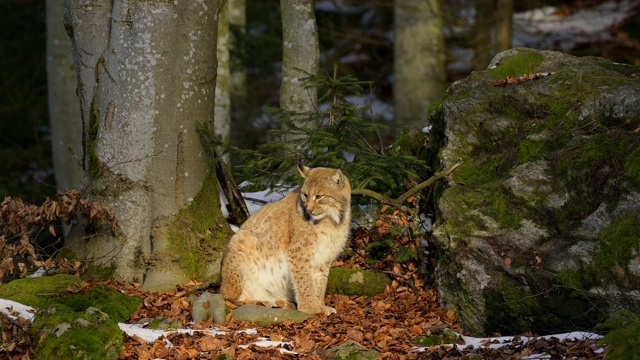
[46,0,84,195]
[216,2,231,144]
[394,0,446,130]
[229,0,248,143]
[62,0,232,290]
[280,0,319,131]
[495,0,513,53]
[474,0,493,70]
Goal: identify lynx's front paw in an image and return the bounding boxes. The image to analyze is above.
[321,305,337,315]
[298,304,336,315]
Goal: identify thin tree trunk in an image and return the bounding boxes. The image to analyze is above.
[229,0,248,144]
[474,0,493,70]
[46,0,84,195]
[394,0,446,130]
[495,0,513,53]
[216,2,231,143]
[280,0,319,132]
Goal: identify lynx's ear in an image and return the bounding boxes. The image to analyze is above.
[297,164,311,179]
[331,169,344,187]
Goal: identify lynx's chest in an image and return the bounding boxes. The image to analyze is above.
[309,222,350,266]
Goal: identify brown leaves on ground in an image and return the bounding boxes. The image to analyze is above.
[491,72,554,87]
[118,287,461,360]
[0,312,34,360]
[0,190,119,283]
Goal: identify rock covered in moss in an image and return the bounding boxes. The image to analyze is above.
[318,340,380,360]
[33,306,123,360]
[430,47,640,336]
[0,275,142,323]
[0,274,143,359]
[326,267,391,296]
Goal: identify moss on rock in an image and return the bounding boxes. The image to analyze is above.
[590,214,640,289]
[431,48,640,336]
[33,306,123,360]
[326,268,391,296]
[0,274,82,309]
[0,275,141,323]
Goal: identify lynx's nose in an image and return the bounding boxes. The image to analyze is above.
[306,201,316,214]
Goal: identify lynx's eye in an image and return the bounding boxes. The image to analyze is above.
[315,195,325,200]
[301,192,308,199]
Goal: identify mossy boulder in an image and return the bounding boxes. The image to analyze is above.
[326,267,391,296]
[0,274,142,359]
[430,48,640,336]
[0,274,142,322]
[33,306,123,360]
[318,340,380,360]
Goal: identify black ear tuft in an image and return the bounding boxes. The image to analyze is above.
[331,170,344,186]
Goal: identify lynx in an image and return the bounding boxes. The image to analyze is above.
[220,165,351,315]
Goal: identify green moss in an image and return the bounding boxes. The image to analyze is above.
[624,145,640,186]
[53,247,77,261]
[558,133,615,175]
[167,170,233,281]
[556,269,586,289]
[0,274,82,308]
[82,263,117,282]
[0,275,141,322]
[517,139,547,164]
[453,159,499,185]
[326,268,391,296]
[414,334,445,346]
[484,277,540,335]
[484,187,524,229]
[33,307,123,360]
[414,329,458,346]
[487,49,545,79]
[591,214,640,288]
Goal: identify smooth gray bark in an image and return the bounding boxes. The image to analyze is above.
[63,0,224,286]
[215,2,231,143]
[394,0,446,129]
[280,0,319,119]
[46,0,84,194]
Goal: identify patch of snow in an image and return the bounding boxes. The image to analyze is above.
[339,53,370,64]
[0,299,36,322]
[27,267,47,278]
[416,331,603,357]
[239,337,296,355]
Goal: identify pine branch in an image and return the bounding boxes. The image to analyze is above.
[351,159,463,207]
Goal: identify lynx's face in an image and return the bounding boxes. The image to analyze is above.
[297,165,351,225]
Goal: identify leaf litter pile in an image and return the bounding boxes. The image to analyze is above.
[1,208,605,359]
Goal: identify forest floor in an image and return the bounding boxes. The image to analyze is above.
[111,216,605,359]
[0,209,606,359]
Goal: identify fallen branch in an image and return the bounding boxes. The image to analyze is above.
[351,158,463,207]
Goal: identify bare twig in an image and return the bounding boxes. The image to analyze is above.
[351,158,463,207]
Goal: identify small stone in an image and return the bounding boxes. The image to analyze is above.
[191,292,227,323]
